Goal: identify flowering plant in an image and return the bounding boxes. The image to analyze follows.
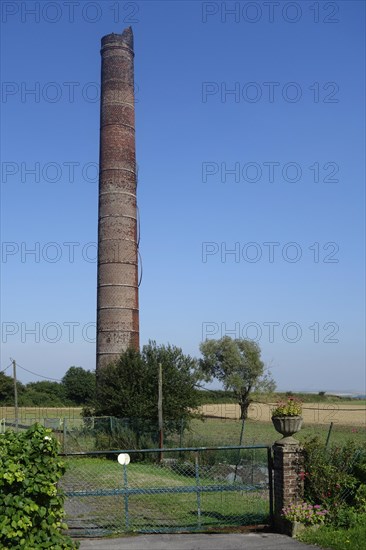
[271,396,302,417]
[282,502,328,525]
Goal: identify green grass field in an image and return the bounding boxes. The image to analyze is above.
[181,417,365,448]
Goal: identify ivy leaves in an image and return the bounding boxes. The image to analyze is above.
[0,424,78,549]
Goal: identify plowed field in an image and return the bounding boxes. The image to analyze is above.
[200,403,366,427]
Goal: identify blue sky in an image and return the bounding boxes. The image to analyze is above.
[0,1,365,392]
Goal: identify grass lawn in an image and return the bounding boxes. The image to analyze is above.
[298,523,366,550]
[183,418,366,448]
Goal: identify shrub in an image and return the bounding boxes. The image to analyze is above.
[303,437,366,518]
[0,424,78,549]
[355,484,366,512]
[330,507,365,529]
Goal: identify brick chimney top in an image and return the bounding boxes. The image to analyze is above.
[101,27,134,52]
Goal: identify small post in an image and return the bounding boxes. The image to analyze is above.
[179,418,184,447]
[233,418,245,482]
[118,454,131,530]
[123,464,130,530]
[325,422,334,449]
[267,447,274,526]
[63,418,67,454]
[12,359,18,432]
[158,362,163,462]
[195,452,201,528]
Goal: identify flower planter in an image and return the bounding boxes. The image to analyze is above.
[272,415,303,445]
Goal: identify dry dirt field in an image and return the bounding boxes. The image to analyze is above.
[199,402,366,427]
[1,404,365,428]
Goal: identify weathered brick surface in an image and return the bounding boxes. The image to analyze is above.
[273,443,304,533]
[97,27,139,370]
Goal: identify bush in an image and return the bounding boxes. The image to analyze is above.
[331,506,364,529]
[303,437,366,519]
[355,484,366,512]
[0,424,78,549]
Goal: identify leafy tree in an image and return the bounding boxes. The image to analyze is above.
[21,381,66,407]
[62,366,96,405]
[141,341,201,433]
[91,342,201,438]
[0,371,24,405]
[199,336,276,419]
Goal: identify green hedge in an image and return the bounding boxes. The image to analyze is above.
[0,424,78,549]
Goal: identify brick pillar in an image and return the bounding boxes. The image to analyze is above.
[273,443,304,533]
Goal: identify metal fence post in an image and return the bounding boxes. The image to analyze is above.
[325,422,334,449]
[234,419,245,482]
[63,418,67,454]
[195,452,201,529]
[267,447,274,526]
[123,463,130,530]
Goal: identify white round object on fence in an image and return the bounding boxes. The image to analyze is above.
[117,453,130,465]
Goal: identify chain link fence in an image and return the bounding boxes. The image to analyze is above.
[2,414,365,452]
[59,445,272,537]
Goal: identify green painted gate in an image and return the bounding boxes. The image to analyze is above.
[60,445,273,537]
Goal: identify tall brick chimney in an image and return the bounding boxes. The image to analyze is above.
[96,27,139,371]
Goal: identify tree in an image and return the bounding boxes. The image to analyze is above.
[141,341,201,433]
[199,337,276,419]
[92,342,201,437]
[22,381,66,407]
[61,367,96,405]
[0,371,24,405]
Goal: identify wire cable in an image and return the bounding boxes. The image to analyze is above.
[138,249,143,287]
[16,362,62,382]
[0,362,12,374]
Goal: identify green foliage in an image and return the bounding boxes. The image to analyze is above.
[62,367,95,405]
[298,517,366,550]
[0,372,24,405]
[303,437,366,518]
[20,381,66,407]
[295,439,366,549]
[93,417,157,454]
[90,342,201,438]
[331,506,364,529]
[0,367,96,407]
[0,424,78,549]
[354,484,366,512]
[199,337,276,419]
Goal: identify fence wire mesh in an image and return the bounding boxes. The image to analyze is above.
[59,446,272,537]
[1,402,365,450]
